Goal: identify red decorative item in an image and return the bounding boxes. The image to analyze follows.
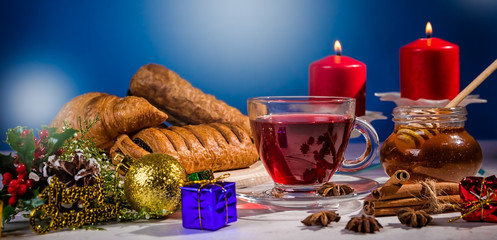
[458,175,497,222]
[309,40,366,116]
[400,22,459,101]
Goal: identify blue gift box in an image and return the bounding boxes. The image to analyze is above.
[181,181,237,230]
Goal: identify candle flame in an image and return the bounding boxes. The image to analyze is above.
[334,40,342,56]
[425,22,433,38]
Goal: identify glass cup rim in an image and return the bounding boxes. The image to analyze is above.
[248,96,355,104]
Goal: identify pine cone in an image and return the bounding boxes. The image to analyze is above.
[42,149,101,188]
[345,215,382,233]
[397,208,432,228]
[317,182,354,196]
[301,210,341,226]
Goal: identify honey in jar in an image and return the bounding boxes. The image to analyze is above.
[380,106,482,182]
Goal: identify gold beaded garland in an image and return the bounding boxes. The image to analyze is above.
[123,153,187,217]
[29,176,120,234]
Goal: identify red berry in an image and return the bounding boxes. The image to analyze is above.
[21,129,31,138]
[2,172,13,185]
[25,179,35,188]
[34,147,46,160]
[56,148,64,156]
[39,129,49,139]
[8,185,17,194]
[34,150,42,160]
[17,172,27,180]
[16,163,27,174]
[8,195,18,206]
[34,137,40,146]
[9,179,19,189]
[17,184,27,195]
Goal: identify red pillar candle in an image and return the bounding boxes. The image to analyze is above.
[400,22,460,100]
[309,40,366,116]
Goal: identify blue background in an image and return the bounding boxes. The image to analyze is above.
[1,0,497,150]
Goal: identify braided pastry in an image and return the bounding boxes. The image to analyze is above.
[110,123,258,173]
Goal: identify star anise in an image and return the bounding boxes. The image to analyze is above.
[301,210,341,226]
[397,208,432,228]
[317,182,354,197]
[345,215,382,233]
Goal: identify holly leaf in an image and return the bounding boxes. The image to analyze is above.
[5,127,36,170]
[41,126,78,158]
[1,190,44,225]
[2,203,17,225]
[0,152,16,175]
[19,190,43,211]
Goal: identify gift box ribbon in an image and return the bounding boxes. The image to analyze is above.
[450,177,497,222]
[182,173,231,229]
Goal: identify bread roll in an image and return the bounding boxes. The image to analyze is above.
[50,92,168,151]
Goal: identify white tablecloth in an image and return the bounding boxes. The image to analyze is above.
[3,140,497,240]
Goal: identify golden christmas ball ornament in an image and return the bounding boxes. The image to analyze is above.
[123,153,187,217]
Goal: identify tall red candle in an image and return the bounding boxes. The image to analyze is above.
[400,22,459,100]
[309,40,366,116]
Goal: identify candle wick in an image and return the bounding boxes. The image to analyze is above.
[427,34,432,38]
[336,52,342,56]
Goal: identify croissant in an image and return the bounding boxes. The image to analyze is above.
[50,92,168,151]
[128,63,251,134]
[110,122,258,174]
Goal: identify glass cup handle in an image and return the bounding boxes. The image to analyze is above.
[338,117,379,172]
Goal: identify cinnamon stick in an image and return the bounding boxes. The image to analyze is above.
[372,170,411,202]
[365,205,424,216]
[364,194,460,209]
[367,205,458,217]
[384,170,410,186]
[372,182,459,200]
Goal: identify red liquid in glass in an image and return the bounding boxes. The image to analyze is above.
[250,114,354,186]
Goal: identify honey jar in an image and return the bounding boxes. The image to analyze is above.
[380,106,482,182]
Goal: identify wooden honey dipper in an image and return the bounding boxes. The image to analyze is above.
[446,58,497,108]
